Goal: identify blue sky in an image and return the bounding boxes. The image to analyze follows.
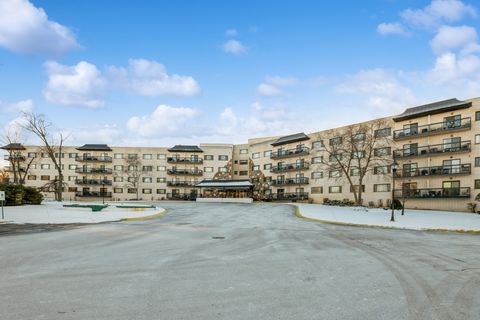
[1,0,480,148]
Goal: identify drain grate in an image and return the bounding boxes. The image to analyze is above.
[212,236,225,239]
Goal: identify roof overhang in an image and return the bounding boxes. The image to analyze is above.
[1,143,26,150]
[393,98,472,122]
[271,132,310,146]
[168,145,203,153]
[76,144,112,151]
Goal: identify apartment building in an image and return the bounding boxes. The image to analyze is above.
[3,97,480,212]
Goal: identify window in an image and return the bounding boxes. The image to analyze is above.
[114,177,123,182]
[41,164,50,170]
[264,163,272,170]
[157,189,166,194]
[114,188,123,193]
[476,111,480,121]
[263,150,272,157]
[374,165,391,174]
[476,134,480,144]
[239,160,248,165]
[127,188,136,194]
[329,153,342,162]
[68,187,77,192]
[375,128,391,138]
[311,187,323,194]
[128,177,136,182]
[329,186,342,193]
[350,185,365,192]
[350,167,360,176]
[475,180,480,189]
[253,165,260,171]
[41,153,49,158]
[114,153,123,159]
[374,147,391,156]
[353,151,365,159]
[143,177,152,183]
[204,167,213,172]
[311,156,323,164]
[252,152,260,159]
[374,184,391,192]
[329,137,342,145]
[157,177,166,183]
[157,166,166,171]
[54,153,64,158]
[128,154,138,159]
[28,152,37,158]
[41,175,50,181]
[218,167,227,173]
[157,154,166,160]
[352,133,365,141]
[311,172,323,179]
[312,141,324,149]
[143,189,152,194]
[68,176,76,181]
[143,154,152,160]
[142,166,153,172]
[68,164,77,170]
[218,155,229,161]
[476,157,480,167]
[27,175,36,180]
[329,170,342,178]
[240,149,248,154]
[204,155,213,160]
[239,171,248,176]
[114,165,124,171]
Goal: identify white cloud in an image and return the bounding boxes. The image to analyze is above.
[0,0,79,55]
[43,61,106,108]
[66,124,122,144]
[0,99,33,114]
[257,75,298,97]
[225,29,238,36]
[401,0,476,29]
[222,40,247,55]
[257,83,283,97]
[126,104,198,137]
[264,75,298,86]
[430,25,477,54]
[377,22,407,36]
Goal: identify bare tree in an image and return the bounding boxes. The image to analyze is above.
[316,119,394,206]
[117,156,148,200]
[22,113,67,201]
[2,130,36,185]
[0,169,9,183]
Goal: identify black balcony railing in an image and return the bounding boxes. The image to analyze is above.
[4,155,26,161]
[75,191,112,198]
[167,181,197,187]
[271,147,310,159]
[75,155,112,162]
[271,177,310,186]
[394,187,470,199]
[270,162,310,173]
[167,169,203,176]
[393,117,471,140]
[393,141,471,159]
[268,192,309,201]
[167,157,203,164]
[75,168,113,174]
[75,179,113,186]
[5,166,26,172]
[397,164,471,178]
[167,193,197,201]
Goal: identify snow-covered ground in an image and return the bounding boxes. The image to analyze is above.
[295,203,480,232]
[0,201,166,224]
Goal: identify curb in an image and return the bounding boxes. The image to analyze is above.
[293,206,480,234]
[120,209,168,221]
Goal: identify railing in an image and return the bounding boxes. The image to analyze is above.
[167,169,203,176]
[167,181,197,187]
[75,168,113,174]
[393,117,471,140]
[4,166,26,172]
[75,179,113,186]
[167,157,203,164]
[75,155,112,162]
[271,177,309,186]
[270,147,310,159]
[270,162,310,173]
[268,192,309,201]
[394,187,470,199]
[397,164,471,178]
[393,141,471,159]
[167,193,197,201]
[4,155,26,161]
[75,191,112,197]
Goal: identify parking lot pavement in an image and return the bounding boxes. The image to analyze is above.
[1,201,479,320]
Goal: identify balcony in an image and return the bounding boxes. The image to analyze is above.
[167,180,197,187]
[393,141,471,159]
[270,147,310,160]
[271,177,309,186]
[75,191,112,198]
[167,169,203,176]
[167,157,203,164]
[393,117,471,141]
[75,167,113,174]
[268,192,309,201]
[397,164,471,178]
[75,179,113,186]
[4,155,26,161]
[394,187,470,199]
[75,155,112,162]
[270,162,310,173]
[167,193,197,201]
[4,166,26,172]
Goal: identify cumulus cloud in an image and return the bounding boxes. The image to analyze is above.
[257,75,298,97]
[0,0,79,55]
[43,61,106,108]
[222,40,247,55]
[430,25,477,54]
[0,99,34,114]
[225,29,238,36]
[257,83,283,97]
[126,104,198,137]
[65,124,122,144]
[377,22,407,36]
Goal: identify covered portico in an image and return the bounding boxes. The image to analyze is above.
[195,179,254,203]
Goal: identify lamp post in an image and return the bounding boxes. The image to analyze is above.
[391,159,399,222]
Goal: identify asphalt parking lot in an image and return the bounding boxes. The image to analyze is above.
[0,202,479,320]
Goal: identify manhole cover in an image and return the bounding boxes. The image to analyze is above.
[212,236,225,239]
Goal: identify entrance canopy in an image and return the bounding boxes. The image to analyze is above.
[195,179,253,189]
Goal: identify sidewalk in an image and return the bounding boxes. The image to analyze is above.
[294,203,480,232]
[0,202,166,224]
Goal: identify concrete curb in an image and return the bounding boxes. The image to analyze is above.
[120,209,168,221]
[293,206,480,234]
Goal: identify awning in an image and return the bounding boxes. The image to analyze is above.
[195,179,253,189]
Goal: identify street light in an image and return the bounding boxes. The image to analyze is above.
[391,159,399,222]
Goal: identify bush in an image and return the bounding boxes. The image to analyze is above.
[0,184,43,206]
[391,199,403,210]
[23,186,44,205]
[323,198,355,207]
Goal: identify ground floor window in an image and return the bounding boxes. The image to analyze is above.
[475,180,480,189]
[329,186,342,193]
[311,187,323,194]
[374,184,390,192]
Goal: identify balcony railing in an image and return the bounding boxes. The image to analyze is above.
[4,155,26,161]
[167,169,203,176]
[75,179,113,186]
[75,155,112,162]
[393,117,471,140]
[4,166,26,172]
[75,191,112,198]
[397,164,471,178]
[167,180,197,187]
[393,141,471,159]
[166,193,197,201]
[268,192,309,201]
[75,168,113,174]
[167,157,203,164]
[394,187,470,199]
[271,177,309,186]
[270,147,310,160]
[270,162,310,173]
